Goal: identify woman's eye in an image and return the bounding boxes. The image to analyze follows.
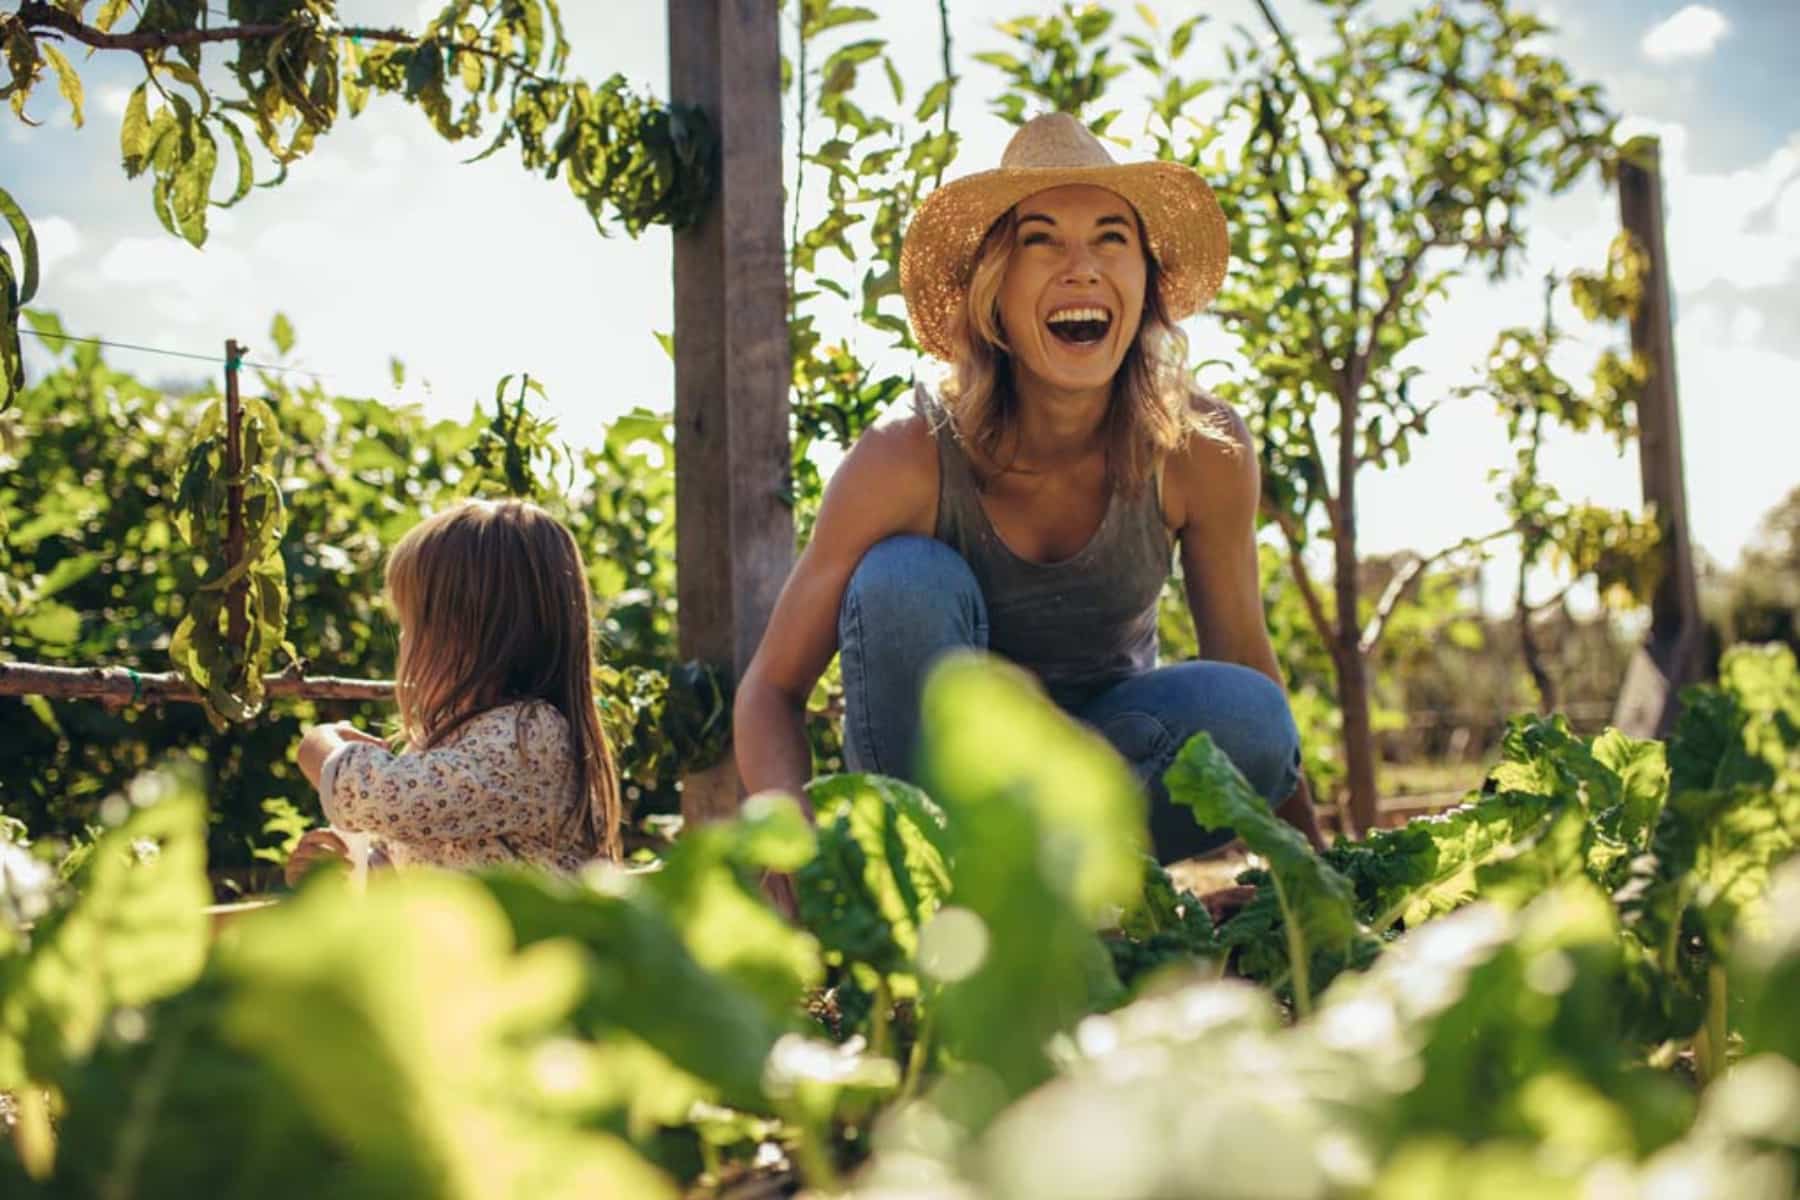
[1100,231,1129,245]
[1021,233,1051,246]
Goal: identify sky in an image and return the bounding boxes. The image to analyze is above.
[6,0,1798,611]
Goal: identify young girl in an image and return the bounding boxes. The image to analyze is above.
[290,498,622,881]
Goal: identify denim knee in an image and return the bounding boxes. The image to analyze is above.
[839,535,986,649]
[838,536,987,777]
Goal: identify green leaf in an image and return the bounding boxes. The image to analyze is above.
[120,84,151,176]
[18,600,81,645]
[916,656,1138,1121]
[795,773,951,979]
[1348,793,1555,927]
[640,803,824,1020]
[269,312,295,357]
[41,43,84,128]
[1166,732,1363,1010]
[921,655,1146,917]
[0,763,211,1089]
[95,0,131,32]
[1735,857,1800,1065]
[0,186,38,306]
[915,79,951,124]
[479,869,784,1112]
[32,551,99,601]
[214,114,256,208]
[214,873,678,1196]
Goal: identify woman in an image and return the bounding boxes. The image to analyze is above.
[735,112,1326,860]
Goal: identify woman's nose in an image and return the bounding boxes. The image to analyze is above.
[1060,246,1101,284]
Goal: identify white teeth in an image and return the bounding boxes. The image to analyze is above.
[1046,306,1110,325]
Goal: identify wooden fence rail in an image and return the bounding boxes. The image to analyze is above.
[0,662,392,705]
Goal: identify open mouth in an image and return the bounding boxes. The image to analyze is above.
[1045,305,1112,346]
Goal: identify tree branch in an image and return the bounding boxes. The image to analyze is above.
[1266,503,1338,661]
[15,3,554,85]
[1360,239,1433,371]
[0,661,394,705]
[1250,0,1349,180]
[1358,526,1513,656]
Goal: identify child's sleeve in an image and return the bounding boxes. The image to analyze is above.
[318,740,509,844]
[316,708,572,845]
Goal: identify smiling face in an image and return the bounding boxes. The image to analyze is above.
[994,184,1149,399]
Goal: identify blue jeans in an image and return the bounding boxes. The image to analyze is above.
[838,536,1303,863]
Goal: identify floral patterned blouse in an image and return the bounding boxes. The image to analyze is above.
[317,701,593,873]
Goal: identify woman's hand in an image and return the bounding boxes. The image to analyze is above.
[285,828,351,887]
[1197,883,1258,926]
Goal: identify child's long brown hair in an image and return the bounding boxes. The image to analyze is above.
[384,499,621,861]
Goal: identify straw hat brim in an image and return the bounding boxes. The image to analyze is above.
[899,160,1229,362]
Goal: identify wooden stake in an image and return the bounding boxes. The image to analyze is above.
[223,337,249,650]
[1611,138,1706,737]
[668,0,793,825]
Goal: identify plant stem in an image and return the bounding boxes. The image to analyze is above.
[12,1086,54,1180]
[1271,872,1313,1018]
[901,995,934,1100]
[1693,962,1729,1085]
[870,974,893,1062]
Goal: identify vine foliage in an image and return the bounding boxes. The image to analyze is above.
[0,0,716,398]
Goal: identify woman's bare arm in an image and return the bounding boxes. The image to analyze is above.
[733,415,938,805]
[1166,399,1328,849]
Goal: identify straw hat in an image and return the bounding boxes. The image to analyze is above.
[899,111,1230,362]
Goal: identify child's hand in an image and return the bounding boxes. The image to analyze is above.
[285,828,351,887]
[759,871,800,923]
[296,723,386,788]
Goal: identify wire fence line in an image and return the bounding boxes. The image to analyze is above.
[21,326,328,379]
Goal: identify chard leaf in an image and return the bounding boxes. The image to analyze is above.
[0,762,211,1090]
[477,869,784,1113]
[1328,789,1558,931]
[1734,858,1800,1065]
[795,773,950,981]
[210,873,677,1197]
[917,655,1135,1122]
[1166,732,1363,1011]
[639,792,824,1020]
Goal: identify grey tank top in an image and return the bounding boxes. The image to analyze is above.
[917,382,1174,707]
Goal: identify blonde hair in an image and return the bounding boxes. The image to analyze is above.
[385,499,621,862]
[940,206,1227,492]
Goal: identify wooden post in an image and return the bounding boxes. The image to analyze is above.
[223,338,249,650]
[668,0,793,823]
[1612,137,1706,737]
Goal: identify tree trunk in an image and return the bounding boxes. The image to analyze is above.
[1517,555,1558,713]
[1334,380,1378,836]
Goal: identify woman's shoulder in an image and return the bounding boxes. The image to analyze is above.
[827,382,941,530]
[1161,387,1258,528]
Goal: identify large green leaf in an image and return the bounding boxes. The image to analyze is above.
[1166,732,1364,1011]
[795,772,950,980]
[478,868,783,1113]
[212,872,676,1199]
[915,656,1135,1121]
[1735,857,1800,1066]
[639,792,823,1019]
[0,763,211,1089]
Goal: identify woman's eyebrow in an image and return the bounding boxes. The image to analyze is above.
[1017,212,1056,227]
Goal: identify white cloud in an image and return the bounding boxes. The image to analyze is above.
[1,214,81,282]
[1641,5,1730,63]
[97,86,134,118]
